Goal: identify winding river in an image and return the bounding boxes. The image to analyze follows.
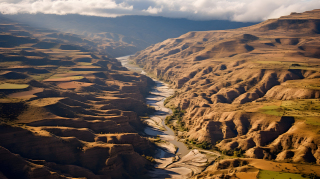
[117,55,190,156]
[117,56,221,179]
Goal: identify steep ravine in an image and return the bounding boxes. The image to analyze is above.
[128,9,320,166]
[118,56,220,179]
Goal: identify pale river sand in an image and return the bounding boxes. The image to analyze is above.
[117,55,189,156]
[117,55,220,179]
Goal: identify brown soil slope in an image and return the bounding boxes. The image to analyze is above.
[130,9,320,167]
[0,19,156,179]
[192,158,320,179]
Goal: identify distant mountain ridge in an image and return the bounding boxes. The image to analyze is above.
[2,13,257,57]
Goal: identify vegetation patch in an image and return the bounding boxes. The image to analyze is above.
[29,73,54,81]
[220,148,244,158]
[282,99,320,111]
[260,105,284,116]
[258,170,308,179]
[141,154,155,163]
[281,100,320,124]
[259,100,320,127]
[43,75,84,82]
[184,138,213,150]
[0,83,29,89]
[77,62,93,66]
[283,79,320,90]
[304,116,320,126]
[165,108,188,132]
[49,75,84,80]
[164,92,178,106]
[195,141,212,150]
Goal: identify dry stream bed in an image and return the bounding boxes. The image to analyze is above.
[118,56,220,178]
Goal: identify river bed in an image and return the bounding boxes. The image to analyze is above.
[117,55,220,179]
[117,55,189,156]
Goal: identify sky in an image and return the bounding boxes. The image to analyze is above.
[0,0,319,22]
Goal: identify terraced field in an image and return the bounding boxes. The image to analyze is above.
[0,18,157,179]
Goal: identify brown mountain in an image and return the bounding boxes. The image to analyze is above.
[0,17,157,179]
[129,9,320,178]
[4,14,257,57]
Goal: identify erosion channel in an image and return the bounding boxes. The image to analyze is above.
[117,55,220,179]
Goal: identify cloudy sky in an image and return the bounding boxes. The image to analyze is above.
[0,0,319,22]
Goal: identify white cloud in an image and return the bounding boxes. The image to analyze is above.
[143,6,163,14]
[0,0,320,22]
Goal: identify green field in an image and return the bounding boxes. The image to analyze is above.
[77,62,93,66]
[283,79,320,90]
[258,170,308,179]
[259,100,320,123]
[260,105,284,116]
[281,99,320,111]
[29,73,54,81]
[47,75,84,80]
[0,83,29,89]
[304,116,320,126]
[282,100,320,122]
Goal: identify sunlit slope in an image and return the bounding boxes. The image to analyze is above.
[130,9,320,167]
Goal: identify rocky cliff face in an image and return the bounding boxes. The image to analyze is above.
[130,9,320,165]
[0,18,156,179]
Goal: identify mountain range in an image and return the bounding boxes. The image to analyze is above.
[3,13,257,57]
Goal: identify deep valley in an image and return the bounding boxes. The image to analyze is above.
[130,9,320,179]
[0,8,320,179]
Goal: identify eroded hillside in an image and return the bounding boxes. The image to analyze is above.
[130,9,320,176]
[0,18,157,179]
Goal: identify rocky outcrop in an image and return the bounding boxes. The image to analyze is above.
[0,124,155,178]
